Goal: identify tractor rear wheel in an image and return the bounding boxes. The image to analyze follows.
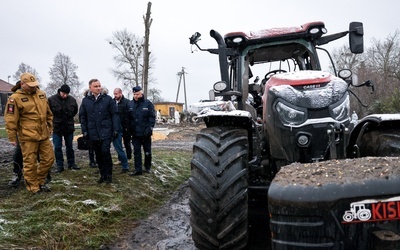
[189,126,249,250]
[358,129,400,156]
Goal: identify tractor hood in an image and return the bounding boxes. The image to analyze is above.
[266,70,348,109]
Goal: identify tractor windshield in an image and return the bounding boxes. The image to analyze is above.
[244,41,319,85]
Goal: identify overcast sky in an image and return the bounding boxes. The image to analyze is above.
[1,0,399,105]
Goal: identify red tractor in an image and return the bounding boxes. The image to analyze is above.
[189,21,400,249]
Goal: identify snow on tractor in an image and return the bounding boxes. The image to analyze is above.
[187,100,226,123]
[188,21,400,249]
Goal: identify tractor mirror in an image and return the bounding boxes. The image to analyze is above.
[190,32,201,45]
[349,22,364,54]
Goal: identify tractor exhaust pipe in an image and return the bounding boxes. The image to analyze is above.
[210,30,230,84]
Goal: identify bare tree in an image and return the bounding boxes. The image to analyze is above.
[13,63,41,85]
[45,52,82,97]
[331,45,364,71]
[142,1,153,96]
[363,30,400,114]
[366,31,400,93]
[330,31,400,116]
[331,45,370,116]
[148,87,163,103]
[108,30,144,93]
[108,29,157,96]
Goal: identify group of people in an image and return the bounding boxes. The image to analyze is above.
[4,73,156,194]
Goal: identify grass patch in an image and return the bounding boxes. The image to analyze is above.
[0,127,7,138]
[0,149,192,249]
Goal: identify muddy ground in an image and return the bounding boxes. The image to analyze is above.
[108,124,200,250]
[0,123,201,250]
[7,121,396,249]
[0,123,271,250]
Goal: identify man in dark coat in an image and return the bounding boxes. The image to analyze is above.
[112,88,131,173]
[79,79,119,183]
[128,86,156,176]
[114,88,132,160]
[48,84,80,173]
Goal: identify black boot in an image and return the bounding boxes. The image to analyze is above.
[40,184,51,192]
[68,164,81,170]
[55,166,64,173]
[90,162,98,168]
[8,175,21,187]
[45,173,52,184]
[105,175,112,184]
[97,176,105,184]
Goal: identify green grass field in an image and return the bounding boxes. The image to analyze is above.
[0,124,192,249]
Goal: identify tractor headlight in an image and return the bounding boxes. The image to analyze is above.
[213,81,228,92]
[276,102,306,125]
[331,95,350,121]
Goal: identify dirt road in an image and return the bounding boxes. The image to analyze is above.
[0,122,271,249]
[108,124,271,250]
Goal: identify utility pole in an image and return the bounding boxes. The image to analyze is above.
[176,67,188,112]
[142,1,152,96]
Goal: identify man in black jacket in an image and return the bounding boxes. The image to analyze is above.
[128,86,156,176]
[113,88,131,173]
[48,84,80,173]
[79,79,119,183]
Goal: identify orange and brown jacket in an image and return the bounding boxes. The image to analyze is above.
[5,88,53,143]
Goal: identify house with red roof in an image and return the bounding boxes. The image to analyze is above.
[0,79,14,115]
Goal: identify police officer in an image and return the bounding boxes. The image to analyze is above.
[128,86,156,176]
[5,72,55,194]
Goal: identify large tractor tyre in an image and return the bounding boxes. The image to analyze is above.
[189,127,249,250]
[358,129,400,157]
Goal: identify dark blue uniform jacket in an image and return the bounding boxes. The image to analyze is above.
[79,92,120,140]
[128,96,155,137]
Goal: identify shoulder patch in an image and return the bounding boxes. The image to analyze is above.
[21,97,28,102]
[39,94,45,99]
[7,104,14,114]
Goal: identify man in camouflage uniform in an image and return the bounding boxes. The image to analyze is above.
[5,72,54,194]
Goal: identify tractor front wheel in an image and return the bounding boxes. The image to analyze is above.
[189,126,249,250]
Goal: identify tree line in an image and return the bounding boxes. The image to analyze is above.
[332,30,400,117]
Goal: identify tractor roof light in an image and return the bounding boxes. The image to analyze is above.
[232,37,244,43]
[309,26,327,36]
[225,35,245,46]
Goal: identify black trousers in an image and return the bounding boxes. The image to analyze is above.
[92,138,113,178]
[122,132,132,159]
[132,136,152,172]
[13,142,23,177]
